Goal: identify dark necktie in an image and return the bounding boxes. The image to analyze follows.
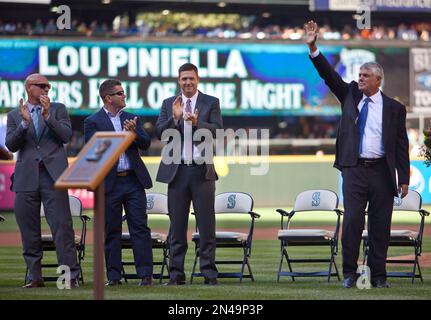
[32,107,42,139]
[185,99,192,113]
[357,97,372,155]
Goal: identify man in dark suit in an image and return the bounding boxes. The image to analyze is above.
[84,79,153,286]
[156,63,223,285]
[305,21,410,288]
[6,73,80,288]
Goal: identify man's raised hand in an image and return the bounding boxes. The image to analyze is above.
[304,20,319,50]
[19,98,30,124]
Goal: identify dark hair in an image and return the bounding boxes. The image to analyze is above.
[178,63,198,77]
[99,79,122,101]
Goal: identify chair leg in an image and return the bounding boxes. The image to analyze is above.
[328,246,335,283]
[412,247,422,284]
[160,248,168,284]
[246,259,255,282]
[277,246,285,282]
[362,241,368,266]
[332,254,340,281]
[285,249,295,282]
[79,263,84,284]
[24,267,29,285]
[239,248,248,283]
[190,247,199,284]
[121,265,128,283]
[417,261,423,283]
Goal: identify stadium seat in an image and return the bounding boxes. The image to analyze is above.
[24,195,90,285]
[276,189,342,282]
[362,190,430,283]
[190,192,260,283]
[121,192,170,283]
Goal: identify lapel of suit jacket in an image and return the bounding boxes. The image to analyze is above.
[353,89,363,120]
[120,111,129,130]
[98,108,116,131]
[381,93,392,147]
[195,91,208,120]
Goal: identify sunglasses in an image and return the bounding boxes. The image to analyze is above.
[31,83,51,90]
[108,91,125,97]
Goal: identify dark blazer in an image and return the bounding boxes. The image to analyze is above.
[155,91,223,184]
[84,108,153,193]
[6,102,71,192]
[311,52,410,195]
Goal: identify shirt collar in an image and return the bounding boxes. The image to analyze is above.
[27,102,41,113]
[103,106,123,118]
[182,91,199,106]
[361,90,382,104]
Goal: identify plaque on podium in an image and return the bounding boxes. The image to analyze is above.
[55,131,136,300]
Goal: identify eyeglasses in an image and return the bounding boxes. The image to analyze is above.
[31,83,51,90]
[108,91,125,97]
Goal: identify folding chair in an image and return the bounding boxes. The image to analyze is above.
[24,195,90,284]
[191,192,260,283]
[362,190,430,283]
[277,189,342,282]
[121,192,170,283]
[0,215,5,222]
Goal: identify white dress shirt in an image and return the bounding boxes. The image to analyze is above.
[103,107,131,171]
[357,91,385,158]
[181,91,201,161]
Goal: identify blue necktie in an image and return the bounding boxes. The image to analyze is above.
[357,97,372,155]
[32,107,42,139]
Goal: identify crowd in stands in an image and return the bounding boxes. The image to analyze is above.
[1,18,430,41]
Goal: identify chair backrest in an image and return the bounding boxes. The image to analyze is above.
[392,190,422,212]
[146,193,169,215]
[214,192,253,214]
[293,189,339,212]
[40,195,82,217]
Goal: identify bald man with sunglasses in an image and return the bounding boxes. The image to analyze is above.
[6,73,80,288]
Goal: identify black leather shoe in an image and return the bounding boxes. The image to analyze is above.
[22,280,45,289]
[70,279,79,288]
[342,277,357,289]
[139,276,153,286]
[164,279,186,286]
[106,280,122,287]
[204,278,218,286]
[371,279,390,288]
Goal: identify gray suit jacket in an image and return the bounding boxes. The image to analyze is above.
[6,102,72,192]
[155,91,223,184]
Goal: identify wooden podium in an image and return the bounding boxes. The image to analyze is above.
[55,131,135,300]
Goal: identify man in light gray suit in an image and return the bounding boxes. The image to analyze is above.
[6,74,79,288]
[156,63,223,285]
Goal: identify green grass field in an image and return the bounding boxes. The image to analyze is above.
[0,207,430,300]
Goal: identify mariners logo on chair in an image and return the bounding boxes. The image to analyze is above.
[393,197,403,207]
[147,195,154,210]
[312,192,321,207]
[227,194,237,209]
